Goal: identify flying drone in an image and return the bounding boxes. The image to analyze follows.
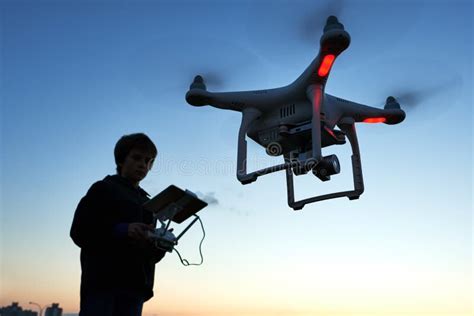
[185,16,405,210]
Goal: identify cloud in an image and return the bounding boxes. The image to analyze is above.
[196,191,219,206]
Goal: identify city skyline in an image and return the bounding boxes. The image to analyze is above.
[0,301,63,316]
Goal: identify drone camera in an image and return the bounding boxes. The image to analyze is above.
[313,154,340,181]
[292,158,318,176]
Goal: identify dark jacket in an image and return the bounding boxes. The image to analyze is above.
[70,175,165,301]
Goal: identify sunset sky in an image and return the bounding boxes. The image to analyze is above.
[1,0,472,315]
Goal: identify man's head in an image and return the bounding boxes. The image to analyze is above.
[114,133,157,186]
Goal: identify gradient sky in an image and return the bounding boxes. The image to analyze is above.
[1,0,472,315]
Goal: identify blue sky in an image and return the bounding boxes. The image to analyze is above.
[1,0,472,315]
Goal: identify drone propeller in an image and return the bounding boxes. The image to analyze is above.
[192,72,224,90]
[385,92,423,109]
[190,75,206,90]
[384,96,400,110]
[382,76,462,110]
[301,0,345,42]
[127,35,264,104]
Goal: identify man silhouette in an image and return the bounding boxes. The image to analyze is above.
[71,133,166,316]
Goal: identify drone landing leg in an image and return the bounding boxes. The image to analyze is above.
[237,108,305,184]
[310,85,323,163]
[286,122,364,210]
[341,122,364,198]
[285,155,298,208]
[237,108,261,184]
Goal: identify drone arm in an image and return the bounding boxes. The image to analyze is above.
[291,17,350,91]
[334,97,406,125]
[354,106,405,125]
[186,89,246,111]
[286,120,364,210]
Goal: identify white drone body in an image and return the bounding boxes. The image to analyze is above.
[186,16,405,210]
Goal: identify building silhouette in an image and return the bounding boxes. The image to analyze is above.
[44,304,62,316]
[0,302,37,316]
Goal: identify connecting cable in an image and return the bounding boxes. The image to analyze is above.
[173,215,205,266]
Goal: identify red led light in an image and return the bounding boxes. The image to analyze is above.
[318,54,336,77]
[363,117,387,123]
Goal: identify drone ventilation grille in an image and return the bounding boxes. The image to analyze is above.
[336,97,350,103]
[280,104,296,118]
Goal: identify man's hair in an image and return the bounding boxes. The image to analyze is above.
[114,133,157,174]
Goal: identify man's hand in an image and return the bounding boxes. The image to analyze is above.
[128,223,154,241]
